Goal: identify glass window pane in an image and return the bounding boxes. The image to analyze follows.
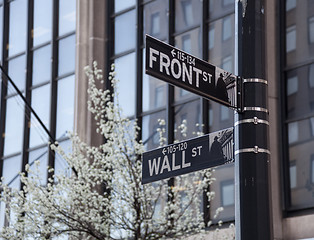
[55,139,72,177]
[142,111,166,151]
[222,16,232,41]
[8,55,26,92]
[309,63,314,88]
[59,0,76,36]
[143,49,167,112]
[29,84,51,148]
[209,0,235,20]
[33,44,51,86]
[174,100,201,141]
[289,162,297,189]
[309,16,314,43]
[115,10,136,54]
[289,119,314,208]
[33,0,52,46]
[29,147,49,185]
[175,0,201,33]
[286,25,296,53]
[286,0,296,11]
[287,75,298,96]
[210,164,235,221]
[285,1,314,66]
[3,96,24,156]
[221,180,234,206]
[114,53,136,117]
[114,0,135,13]
[286,66,314,119]
[220,105,230,121]
[2,155,22,189]
[56,75,74,139]
[8,0,27,57]
[208,15,235,70]
[222,55,233,73]
[311,157,314,183]
[58,35,75,76]
[209,102,234,132]
[288,121,298,144]
[209,26,215,50]
[144,0,168,40]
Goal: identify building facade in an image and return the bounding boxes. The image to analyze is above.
[0,0,314,239]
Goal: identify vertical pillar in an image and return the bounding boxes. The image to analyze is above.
[235,1,271,239]
[75,0,107,146]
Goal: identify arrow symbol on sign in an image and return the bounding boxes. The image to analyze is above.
[162,148,167,155]
[171,49,176,57]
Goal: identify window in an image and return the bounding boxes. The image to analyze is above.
[56,76,75,139]
[182,34,191,54]
[309,64,314,88]
[311,156,314,184]
[8,0,27,57]
[29,85,51,148]
[220,105,230,121]
[33,0,52,46]
[311,117,314,137]
[289,161,297,189]
[115,10,136,54]
[286,0,296,11]
[222,16,232,41]
[287,75,298,95]
[59,0,76,36]
[222,55,233,73]
[209,26,215,50]
[223,0,233,7]
[8,55,26,92]
[115,53,136,117]
[221,180,234,207]
[114,0,135,13]
[0,0,76,198]
[309,16,314,43]
[181,0,193,26]
[151,12,160,36]
[3,97,24,156]
[33,45,52,86]
[288,121,299,144]
[58,35,76,76]
[154,85,164,108]
[286,25,296,53]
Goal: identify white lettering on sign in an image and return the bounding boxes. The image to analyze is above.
[148,150,190,177]
[149,47,212,88]
[192,146,203,157]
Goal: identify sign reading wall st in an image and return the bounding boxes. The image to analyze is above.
[146,35,238,108]
[142,128,234,184]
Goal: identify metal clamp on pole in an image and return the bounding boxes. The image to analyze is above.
[234,117,269,126]
[235,146,271,155]
[243,78,268,85]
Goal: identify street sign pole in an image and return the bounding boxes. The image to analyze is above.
[235,1,271,239]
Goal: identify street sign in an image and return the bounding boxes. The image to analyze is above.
[146,35,239,109]
[142,127,234,184]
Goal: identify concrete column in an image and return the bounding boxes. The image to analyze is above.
[75,0,107,146]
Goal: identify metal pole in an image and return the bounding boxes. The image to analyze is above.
[235,1,271,239]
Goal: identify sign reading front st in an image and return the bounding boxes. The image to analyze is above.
[146,35,239,109]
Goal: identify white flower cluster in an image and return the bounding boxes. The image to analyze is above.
[0,61,228,240]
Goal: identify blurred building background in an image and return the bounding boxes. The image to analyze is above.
[0,0,314,239]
